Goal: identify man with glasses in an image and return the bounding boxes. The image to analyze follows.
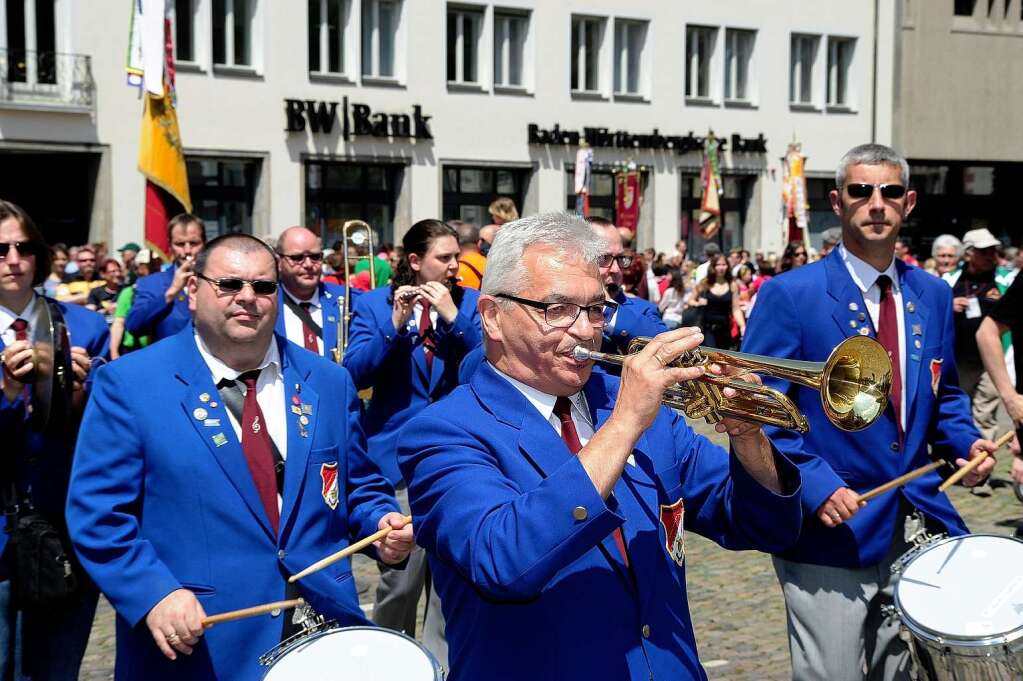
[397,212,803,681]
[274,226,354,360]
[68,233,411,681]
[127,213,206,342]
[743,144,997,681]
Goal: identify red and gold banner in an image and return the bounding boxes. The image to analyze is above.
[699,133,723,239]
[615,170,640,232]
[781,142,809,245]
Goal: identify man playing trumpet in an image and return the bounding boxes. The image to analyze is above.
[397,212,803,681]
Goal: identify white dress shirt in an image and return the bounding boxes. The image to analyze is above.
[281,286,324,355]
[0,295,38,346]
[838,244,907,428]
[497,367,595,445]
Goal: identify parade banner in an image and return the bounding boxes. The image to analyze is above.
[781,142,809,245]
[135,0,191,259]
[574,145,593,217]
[699,132,723,239]
[615,170,640,232]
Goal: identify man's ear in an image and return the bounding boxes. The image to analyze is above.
[187,275,199,313]
[479,297,503,344]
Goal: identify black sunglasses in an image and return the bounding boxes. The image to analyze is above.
[279,251,324,265]
[197,273,278,296]
[0,241,42,259]
[597,254,634,268]
[496,293,609,328]
[845,183,907,200]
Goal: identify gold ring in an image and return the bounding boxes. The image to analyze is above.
[166,632,180,644]
[654,352,668,367]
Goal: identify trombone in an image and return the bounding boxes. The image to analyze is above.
[333,220,376,364]
[574,335,892,433]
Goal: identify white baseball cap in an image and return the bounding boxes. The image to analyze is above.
[962,228,1001,251]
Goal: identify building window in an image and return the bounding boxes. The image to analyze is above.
[724,28,755,102]
[362,0,399,79]
[685,25,716,100]
[443,166,528,225]
[680,172,754,254]
[305,161,402,247]
[570,15,603,93]
[212,0,255,67]
[789,34,819,105]
[613,19,646,97]
[309,0,348,74]
[187,157,260,239]
[5,0,57,85]
[954,0,976,15]
[447,5,482,85]
[563,169,616,221]
[174,0,196,63]
[494,10,527,88]
[827,36,855,108]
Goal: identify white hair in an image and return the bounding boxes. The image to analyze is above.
[480,212,604,297]
[836,143,910,188]
[931,233,964,258]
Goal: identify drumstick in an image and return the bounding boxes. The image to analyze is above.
[202,598,304,627]
[937,430,1015,492]
[288,514,412,583]
[856,461,946,504]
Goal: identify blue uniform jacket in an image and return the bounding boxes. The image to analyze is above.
[397,362,802,681]
[273,282,355,359]
[125,266,191,341]
[66,328,399,681]
[343,285,482,484]
[741,250,978,568]
[602,291,667,354]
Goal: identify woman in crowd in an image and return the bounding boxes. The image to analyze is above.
[657,269,687,330]
[42,243,70,298]
[688,254,745,349]
[778,241,808,273]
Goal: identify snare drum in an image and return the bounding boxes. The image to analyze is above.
[893,534,1023,680]
[261,626,444,680]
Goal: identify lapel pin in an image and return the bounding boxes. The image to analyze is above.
[914,339,922,349]
[912,324,922,336]
[857,313,866,322]
[295,384,302,393]
[199,393,210,403]
[298,427,309,439]
[907,302,916,313]
[193,407,208,421]
[849,320,858,329]
[301,404,313,415]
[848,302,859,311]
[292,394,301,405]
[859,327,870,336]
[203,418,221,427]
[212,432,228,447]
[299,415,309,426]
[291,405,302,415]
[327,316,336,322]
[210,401,218,408]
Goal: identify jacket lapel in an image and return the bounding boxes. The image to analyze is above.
[320,284,340,359]
[826,251,872,342]
[278,343,317,537]
[898,264,928,421]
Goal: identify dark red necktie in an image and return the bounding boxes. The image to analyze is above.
[10,318,28,342]
[419,301,434,372]
[239,370,280,534]
[554,396,629,568]
[876,275,903,442]
[298,302,319,353]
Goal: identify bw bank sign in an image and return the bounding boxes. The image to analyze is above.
[284,96,433,141]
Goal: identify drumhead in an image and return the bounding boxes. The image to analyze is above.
[895,534,1023,643]
[263,626,442,681]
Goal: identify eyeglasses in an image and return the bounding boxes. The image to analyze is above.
[197,273,278,296]
[0,241,42,259]
[597,254,634,268]
[496,293,609,328]
[279,251,324,265]
[845,183,907,200]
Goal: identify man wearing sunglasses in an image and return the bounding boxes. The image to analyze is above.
[273,226,356,360]
[0,200,109,681]
[68,233,411,681]
[127,213,206,342]
[397,212,802,681]
[743,144,997,681]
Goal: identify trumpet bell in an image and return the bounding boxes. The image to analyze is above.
[819,335,892,432]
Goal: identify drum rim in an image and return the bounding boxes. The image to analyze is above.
[894,533,1023,646]
[262,625,444,678]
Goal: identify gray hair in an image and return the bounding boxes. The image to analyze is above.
[835,143,910,188]
[480,212,604,297]
[931,233,964,258]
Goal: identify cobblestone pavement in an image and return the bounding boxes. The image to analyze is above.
[79,417,1023,680]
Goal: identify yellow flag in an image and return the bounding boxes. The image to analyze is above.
[138,88,191,213]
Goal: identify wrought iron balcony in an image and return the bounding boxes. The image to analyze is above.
[0,49,95,111]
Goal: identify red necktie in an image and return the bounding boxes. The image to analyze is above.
[10,318,28,342]
[554,396,629,568]
[419,301,434,372]
[239,371,280,534]
[298,302,319,353]
[876,276,903,442]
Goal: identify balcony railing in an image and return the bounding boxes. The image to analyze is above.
[0,49,95,110]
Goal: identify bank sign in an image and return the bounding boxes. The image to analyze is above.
[284,97,433,140]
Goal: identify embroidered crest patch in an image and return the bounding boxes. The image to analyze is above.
[930,358,942,397]
[320,462,340,510]
[660,498,686,566]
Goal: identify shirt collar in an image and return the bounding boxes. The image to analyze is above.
[491,362,591,427]
[0,294,38,334]
[283,284,321,309]
[193,330,281,385]
[838,243,900,294]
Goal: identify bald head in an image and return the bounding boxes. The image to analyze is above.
[276,226,323,298]
[277,226,321,254]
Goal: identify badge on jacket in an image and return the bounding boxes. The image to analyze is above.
[660,499,686,566]
[930,358,942,397]
[320,462,340,510]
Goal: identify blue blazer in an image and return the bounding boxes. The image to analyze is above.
[125,266,191,341]
[67,328,399,681]
[343,286,482,484]
[741,250,979,568]
[397,363,802,681]
[602,292,667,355]
[274,282,355,359]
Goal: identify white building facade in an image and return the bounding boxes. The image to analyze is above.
[0,0,898,256]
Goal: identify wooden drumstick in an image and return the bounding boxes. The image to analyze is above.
[202,598,304,627]
[288,514,412,583]
[856,461,946,504]
[937,430,1015,493]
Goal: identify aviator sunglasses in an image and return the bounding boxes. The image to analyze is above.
[197,273,278,295]
[0,241,43,258]
[845,183,907,200]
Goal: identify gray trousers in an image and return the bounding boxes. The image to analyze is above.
[773,512,941,681]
